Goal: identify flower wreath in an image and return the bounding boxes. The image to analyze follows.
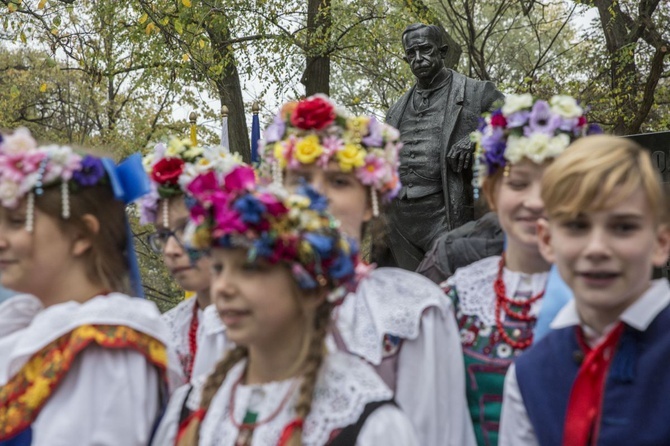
[140,137,242,226]
[260,94,402,216]
[471,93,602,195]
[185,164,359,300]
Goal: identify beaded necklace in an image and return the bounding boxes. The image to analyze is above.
[186,302,199,381]
[493,254,545,350]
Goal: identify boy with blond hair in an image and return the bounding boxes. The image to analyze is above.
[499,135,670,446]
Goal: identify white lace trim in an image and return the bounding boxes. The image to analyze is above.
[4,293,170,380]
[335,267,449,365]
[445,256,549,326]
[202,303,226,336]
[193,351,393,446]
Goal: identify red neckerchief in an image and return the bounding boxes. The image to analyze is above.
[562,322,625,446]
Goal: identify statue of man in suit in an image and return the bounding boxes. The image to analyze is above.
[385,23,503,271]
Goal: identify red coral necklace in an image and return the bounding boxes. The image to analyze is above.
[494,253,544,350]
[186,301,199,381]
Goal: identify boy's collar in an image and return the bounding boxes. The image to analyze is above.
[550,279,670,332]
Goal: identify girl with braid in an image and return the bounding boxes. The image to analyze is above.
[151,164,418,445]
[261,95,474,446]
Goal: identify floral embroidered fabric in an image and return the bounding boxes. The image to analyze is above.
[442,256,548,446]
[0,325,167,441]
[186,351,393,446]
[163,298,204,380]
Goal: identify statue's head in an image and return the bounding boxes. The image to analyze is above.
[402,24,448,83]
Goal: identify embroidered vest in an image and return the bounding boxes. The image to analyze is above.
[0,325,168,443]
[515,304,670,446]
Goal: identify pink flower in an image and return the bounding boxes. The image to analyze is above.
[257,192,288,217]
[187,171,220,202]
[0,151,47,183]
[224,165,256,192]
[213,204,247,234]
[356,154,387,187]
[318,136,343,168]
[1,127,37,155]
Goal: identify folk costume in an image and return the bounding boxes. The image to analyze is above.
[153,351,418,446]
[442,255,548,446]
[500,279,670,446]
[261,95,473,446]
[444,94,601,446]
[0,130,175,445]
[0,294,172,446]
[153,165,419,445]
[141,139,241,383]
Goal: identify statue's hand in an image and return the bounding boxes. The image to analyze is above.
[447,137,474,172]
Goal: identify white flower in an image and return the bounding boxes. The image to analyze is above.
[460,330,476,345]
[2,127,37,155]
[503,135,529,164]
[183,146,204,160]
[142,153,155,172]
[525,133,552,164]
[479,325,492,337]
[497,344,513,358]
[502,94,533,115]
[0,180,21,207]
[550,95,583,119]
[546,134,571,159]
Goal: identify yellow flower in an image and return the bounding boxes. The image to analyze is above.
[336,144,366,172]
[273,142,287,168]
[346,116,370,135]
[294,135,323,165]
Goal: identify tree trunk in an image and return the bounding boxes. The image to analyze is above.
[209,27,251,162]
[302,0,331,95]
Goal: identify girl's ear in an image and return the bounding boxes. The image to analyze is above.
[72,214,100,257]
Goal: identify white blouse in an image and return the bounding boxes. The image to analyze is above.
[163,298,229,384]
[152,350,419,446]
[0,293,177,446]
[334,266,476,446]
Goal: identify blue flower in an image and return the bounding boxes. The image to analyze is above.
[329,253,354,280]
[506,111,530,128]
[304,233,334,257]
[481,127,506,174]
[296,182,328,212]
[73,155,106,187]
[253,233,274,259]
[361,117,383,148]
[233,194,267,224]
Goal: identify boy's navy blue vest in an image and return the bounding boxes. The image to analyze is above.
[515,303,670,446]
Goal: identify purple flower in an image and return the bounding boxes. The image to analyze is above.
[361,117,383,148]
[264,115,286,143]
[73,155,105,186]
[524,100,561,137]
[506,111,530,128]
[480,128,507,175]
[587,123,603,135]
[557,116,579,132]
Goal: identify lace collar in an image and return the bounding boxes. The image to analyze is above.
[191,351,392,446]
[445,256,549,327]
[335,267,449,365]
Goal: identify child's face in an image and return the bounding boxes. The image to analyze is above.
[539,187,670,321]
[492,159,547,254]
[285,162,372,243]
[210,248,316,349]
[158,197,211,293]
[0,204,75,300]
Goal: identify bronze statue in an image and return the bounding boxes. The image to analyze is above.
[384,23,503,271]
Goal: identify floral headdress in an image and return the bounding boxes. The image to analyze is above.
[471,93,602,197]
[0,127,151,297]
[260,94,402,217]
[186,164,359,300]
[140,136,242,226]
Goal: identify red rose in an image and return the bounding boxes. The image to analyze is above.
[490,113,507,127]
[151,157,185,185]
[290,96,335,130]
[577,115,587,127]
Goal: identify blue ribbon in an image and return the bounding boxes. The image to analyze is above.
[101,153,151,299]
[534,265,573,341]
